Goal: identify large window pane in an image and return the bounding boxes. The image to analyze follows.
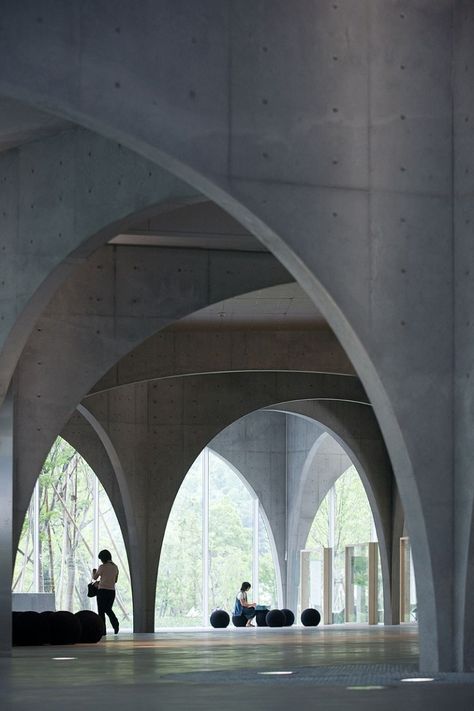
[156,448,280,626]
[258,510,278,608]
[208,451,253,616]
[304,464,382,624]
[13,437,132,628]
[155,454,203,627]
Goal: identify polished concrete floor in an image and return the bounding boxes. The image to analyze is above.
[2,625,474,710]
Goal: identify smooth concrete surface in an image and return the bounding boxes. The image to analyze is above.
[0,391,12,657]
[0,0,473,674]
[274,399,397,624]
[210,406,396,623]
[0,127,198,403]
[12,593,55,612]
[13,247,291,546]
[2,627,474,710]
[76,371,368,633]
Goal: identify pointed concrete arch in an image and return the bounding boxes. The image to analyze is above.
[74,404,148,632]
[268,400,395,625]
[0,4,457,669]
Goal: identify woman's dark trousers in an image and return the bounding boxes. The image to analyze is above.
[243,608,257,621]
[97,589,119,633]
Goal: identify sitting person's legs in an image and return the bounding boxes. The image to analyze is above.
[242,607,257,626]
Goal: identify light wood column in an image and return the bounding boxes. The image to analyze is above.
[323,547,332,625]
[368,542,379,625]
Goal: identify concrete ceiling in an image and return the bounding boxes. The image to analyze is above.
[0,104,325,332]
[112,200,266,252]
[0,97,71,153]
[119,202,327,331]
[171,282,328,331]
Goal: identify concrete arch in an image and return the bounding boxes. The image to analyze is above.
[74,404,148,632]
[12,418,135,621]
[0,127,199,404]
[61,411,129,553]
[13,251,291,545]
[286,430,352,614]
[0,92,436,665]
[291,428,391,624]
[0,4,458,670]
[270,399,395,624]
[76,371,369,631]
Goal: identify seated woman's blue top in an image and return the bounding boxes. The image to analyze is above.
[233,596,243,615]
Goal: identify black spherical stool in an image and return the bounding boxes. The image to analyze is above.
[75,610,105,642]
[255,610,268,627]
[301,608,321,627]
[232,614,247,627]
[265,609,285,627]
[12,611,42,645]
[281,608,295,626]
[210,610,230,629]
[38,610,55,644]
[50,610,82,645]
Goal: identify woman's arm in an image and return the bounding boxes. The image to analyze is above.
[92,564,102,581]
[239,594,256,608]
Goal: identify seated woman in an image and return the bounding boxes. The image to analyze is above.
[234,581,257,627]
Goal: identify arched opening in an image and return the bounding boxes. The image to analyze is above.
[303,463,379,624]
[302,460,416,625]
[155,447,279,627]
[12,437,133,627]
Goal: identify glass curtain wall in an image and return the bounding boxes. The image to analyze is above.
[303,465,382,624]
[13,437,133,627]
[155,448,278,628]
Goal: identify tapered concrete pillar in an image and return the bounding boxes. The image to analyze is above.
[0,390,13,656]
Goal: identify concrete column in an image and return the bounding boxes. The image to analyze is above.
[0,389,13,656]
[453,0,474,672]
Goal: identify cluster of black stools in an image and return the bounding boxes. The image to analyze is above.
[12,610,105,645]
[210,607,321,629]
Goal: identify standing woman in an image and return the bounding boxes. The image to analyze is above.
[234,582,257,627]
[92,549,120,634]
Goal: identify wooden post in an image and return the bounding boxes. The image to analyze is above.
[368,542,378,625]
[345,546,354,623]
[323,547,333,625]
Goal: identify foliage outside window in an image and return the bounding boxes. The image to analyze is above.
[13,438,133,627]
[305,465,379,623]
[155,449,278,627]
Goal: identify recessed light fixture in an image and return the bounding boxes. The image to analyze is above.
[258,671,293,675]
[400,677,434,683]
[52,657,77,661]
[347,686,385,691]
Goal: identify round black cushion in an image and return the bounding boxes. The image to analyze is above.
[210,610,230,629]
[232,614,247,627]
[255,610,268,627]
[281,608,295,626]
[38,610,55,644]
[50,611,82,645]
[12,611,42,645]
[75,610,105,642]
[265,609,285,627]
[12,612,23,646]
[301,608,321,627]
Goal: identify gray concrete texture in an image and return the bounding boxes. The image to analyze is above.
[75,371,368,631]
[13,246,291,543]
[0,0,471,672]
[0,127,198,403]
